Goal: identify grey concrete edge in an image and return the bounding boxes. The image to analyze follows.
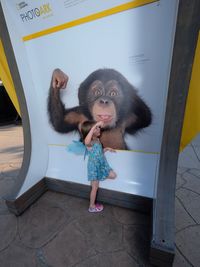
[0,3,32,200]
[151,0,200,266]
[5,176,152,215]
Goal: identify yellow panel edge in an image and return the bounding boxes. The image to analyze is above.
[23,0,158,42]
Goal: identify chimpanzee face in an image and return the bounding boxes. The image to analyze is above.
[87,79,123,128]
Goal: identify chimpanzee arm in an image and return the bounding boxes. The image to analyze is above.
[47,69,88,133]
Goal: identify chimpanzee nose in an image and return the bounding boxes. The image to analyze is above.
[99,98,109,105]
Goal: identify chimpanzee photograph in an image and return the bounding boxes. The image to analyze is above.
[48,68,152,150]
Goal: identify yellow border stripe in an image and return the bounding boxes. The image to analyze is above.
[23,0,158,41]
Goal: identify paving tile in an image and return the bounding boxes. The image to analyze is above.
[75,212,123,253]
[191,134,200,147]
[0,176,17,198]
[0,214,17,251]
[123,225,151,266]
[0,125,23,135]
[178,146,200,169]
[39,191,92,217]
[38,190,72,206]
[18,199,70,248]
[0,165,21,178]
[176,225,200,267]
[9,162,22,168]
[182,172,200,194]
[0,199,9,215]
[0,152,23,164]
[64,195,92,219]
[0,162,11,169]
[192,145,200,162]
[36,191,74,216]
[176,188,200,224]
[176,174,187,190]
[0,140,23,148]
[175,197,195,232]
[35,248,53,267]
[0,242,36,267]
[75,251,139,267]
[0,125,23,165]
[43,223,96,267]
[177,167,189,175]
[0,163,11,178]
[188,168,200,178]
[0,140,23,163]
[173,247,192,267]
[112,205,150,225]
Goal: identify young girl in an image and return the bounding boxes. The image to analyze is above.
[80,120,117,213]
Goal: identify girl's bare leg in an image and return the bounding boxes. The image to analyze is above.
[107,170,117,179]
[89,181,99,208]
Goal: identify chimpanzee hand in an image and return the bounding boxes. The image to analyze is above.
[52,68,68,89]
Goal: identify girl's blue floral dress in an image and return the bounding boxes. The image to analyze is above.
[87,140,112,181]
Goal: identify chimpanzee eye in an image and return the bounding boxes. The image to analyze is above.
[95,89,102,96]
[109,90,118,96]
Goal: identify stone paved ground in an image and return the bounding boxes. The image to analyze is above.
[174,134,200,267]
[0,124,200,266]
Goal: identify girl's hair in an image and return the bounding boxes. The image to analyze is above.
[80,121,96,141]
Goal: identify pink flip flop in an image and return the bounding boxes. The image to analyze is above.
[88,203,104,213]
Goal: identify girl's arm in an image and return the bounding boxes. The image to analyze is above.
[84,121,103,146]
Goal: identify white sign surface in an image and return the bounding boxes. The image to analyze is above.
[1,0,179,198]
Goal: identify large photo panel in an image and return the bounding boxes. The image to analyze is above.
[1,0,179,197]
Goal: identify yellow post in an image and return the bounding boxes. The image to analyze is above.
[0,39,20,115]
[180,31,200,150]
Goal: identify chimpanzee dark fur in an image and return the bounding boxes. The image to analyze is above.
[48,68,152,149]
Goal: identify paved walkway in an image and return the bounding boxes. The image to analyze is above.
[0,124,200,266]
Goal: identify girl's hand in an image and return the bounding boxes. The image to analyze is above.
[95,121,104,128]
[91,121,104,132]
[104,147,116,153]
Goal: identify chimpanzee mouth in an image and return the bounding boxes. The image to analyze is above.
[97,114,113,122]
